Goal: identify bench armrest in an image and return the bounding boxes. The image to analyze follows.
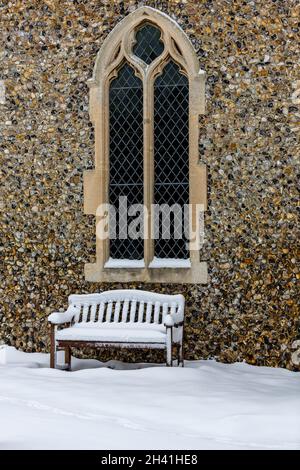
[48,305,78,325]
[164,314,175,327]
[164,305,184,328]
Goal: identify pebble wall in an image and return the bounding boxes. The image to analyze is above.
[0,0,299,368]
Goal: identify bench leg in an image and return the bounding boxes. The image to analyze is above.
[65,346,71,371]
[50,324,56,369]
[166,348,173,367]
[176,344,180,366]
[179,342,184,367]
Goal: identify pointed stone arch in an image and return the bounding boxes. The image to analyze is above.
[89,7,204,87]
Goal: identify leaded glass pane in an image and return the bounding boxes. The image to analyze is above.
[154,61,189,259]
[109,63,144,260]
[133,23,164,65]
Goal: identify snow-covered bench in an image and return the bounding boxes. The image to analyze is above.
[48,290,185,369]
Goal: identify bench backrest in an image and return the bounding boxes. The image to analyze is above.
[68,290,184,325]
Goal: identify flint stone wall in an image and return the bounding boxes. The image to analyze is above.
[0,0,299,368]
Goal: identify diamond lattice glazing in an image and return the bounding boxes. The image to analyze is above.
[133,23,164,65]
[109,63,144,260]
[154,61,189,259]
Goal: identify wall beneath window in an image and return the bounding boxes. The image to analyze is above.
[0,0,299,369]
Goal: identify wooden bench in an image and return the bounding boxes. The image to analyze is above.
[48,290,185,369]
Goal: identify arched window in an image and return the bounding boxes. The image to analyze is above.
[84,7,207,283]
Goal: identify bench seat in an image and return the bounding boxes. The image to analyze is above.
[56,323,167,344]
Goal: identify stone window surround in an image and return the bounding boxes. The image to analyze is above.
[84,6,207,284]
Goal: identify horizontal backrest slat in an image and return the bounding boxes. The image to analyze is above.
[69,290,184,306]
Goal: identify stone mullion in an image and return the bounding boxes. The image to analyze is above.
[143,73,155,266]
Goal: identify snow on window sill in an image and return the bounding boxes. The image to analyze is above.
[148,258,191,269]
[104,258,145,269]
[104,258,192,270]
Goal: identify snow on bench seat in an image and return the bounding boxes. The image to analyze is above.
[56,326,167,344]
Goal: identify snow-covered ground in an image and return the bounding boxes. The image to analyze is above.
[0,345,299,450]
